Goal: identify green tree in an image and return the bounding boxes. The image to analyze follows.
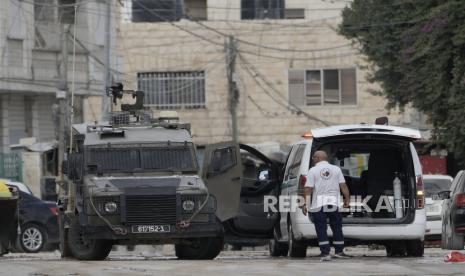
[339,0,465,160]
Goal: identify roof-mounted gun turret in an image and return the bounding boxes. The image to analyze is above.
[106,83,151,126]
[99,83,191,132]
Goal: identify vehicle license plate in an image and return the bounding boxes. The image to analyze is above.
[132,225,170,233]
[426,205,439,213]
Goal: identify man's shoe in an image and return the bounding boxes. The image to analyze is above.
[333,252,352,259]
[320,254,332,262]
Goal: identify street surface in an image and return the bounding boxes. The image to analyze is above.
[1,246,464,276]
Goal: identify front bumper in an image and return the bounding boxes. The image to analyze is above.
[81,222,223,242]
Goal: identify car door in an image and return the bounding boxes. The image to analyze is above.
[279,144,306,239]
[18,191,35,224]
[450,173,465,224]
[225,144,282,237]
[443,172,463,224]
[202,142,242,222]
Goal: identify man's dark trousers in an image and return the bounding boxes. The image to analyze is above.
[310,205,344,255]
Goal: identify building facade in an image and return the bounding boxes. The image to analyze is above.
[0,0,120,153]
[120,0,421,146]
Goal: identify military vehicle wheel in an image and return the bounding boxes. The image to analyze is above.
[175,237,224,260]
[67,220,112,260]
[58,213,72,258]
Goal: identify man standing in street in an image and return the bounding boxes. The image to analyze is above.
[302,150,351,261]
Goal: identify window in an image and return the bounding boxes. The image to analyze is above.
[184,0,207,21]
[210,147,236,173]
[7,38,23,67]
[450,172,462,195]
[337,153,370,177]
[86,144,197,173]
[137,71,206,109]
[35,0,56,22]
[9,0,26,39]
[241,0,285,20]
[285,8,305,19]
[25,96,34,137]
[424,178,452,197]
[132,0,182,22]
[288,68,357,106]
[59,0,76,24]
[287,144,305,179]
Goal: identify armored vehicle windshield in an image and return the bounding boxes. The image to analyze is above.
[85,142,198,173]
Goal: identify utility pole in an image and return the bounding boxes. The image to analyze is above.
[57,21,69,181]
[226,36,239,142]
[102,0,112,120]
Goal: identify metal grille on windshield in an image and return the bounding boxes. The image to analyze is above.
[85,143,197,173]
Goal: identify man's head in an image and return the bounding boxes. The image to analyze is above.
[312,150,328,164]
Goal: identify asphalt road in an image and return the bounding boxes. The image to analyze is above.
[0,247,464,276]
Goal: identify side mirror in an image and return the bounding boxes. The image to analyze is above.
[258,170,270,181]
[438,190,451,200]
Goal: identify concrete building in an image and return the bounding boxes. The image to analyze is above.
[0,0,121,153]
[0,0,121,193]
[119,0,424,146]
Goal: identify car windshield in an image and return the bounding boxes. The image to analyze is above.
[85,142,198,173]
[424,178,452,197]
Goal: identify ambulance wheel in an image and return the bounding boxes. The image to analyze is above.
[386,241,406,257]
[406,240,424,257]
[269,228,288,257]
[269,238,288,257]
[67,219,112,260]
[175,236,224,260]
[288,223,306,258]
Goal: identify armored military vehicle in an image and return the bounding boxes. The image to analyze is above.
[58,84,242,260]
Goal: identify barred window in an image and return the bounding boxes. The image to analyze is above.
[137,71,206,109]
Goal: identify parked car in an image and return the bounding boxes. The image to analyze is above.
[5,181,59,253]
[423,174,453,240]
[270,124,426,257]
[439,170,465,250]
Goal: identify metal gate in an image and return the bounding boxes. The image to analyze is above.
[0,152,22,182]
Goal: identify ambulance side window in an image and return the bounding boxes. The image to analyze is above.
[287,145,306,180]
[283,146,298,181]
